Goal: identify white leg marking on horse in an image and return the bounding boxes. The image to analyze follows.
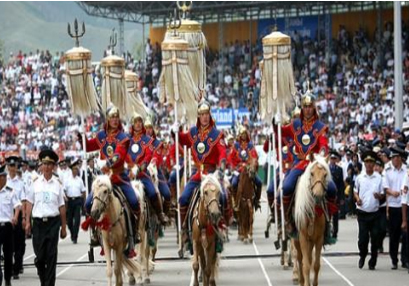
[252,240,273,286]
[322,257,355,286]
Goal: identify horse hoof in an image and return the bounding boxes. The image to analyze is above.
[283,265,289,270]
[144,278,150,284]
[292,278,299,285]
[243,239,248,244]
[249,238,253,243]
[264,230,269,238]
[129,276,136,285]
[178,249,184,258]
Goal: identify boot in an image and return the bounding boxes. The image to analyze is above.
[282,196,294,235]
[268,196,275,223]
[90,226,100,247]
[152,197,169,225]
[132,209,141,244]
[180,206,189,243]
[170,184,177,202]
[163,199,171,216]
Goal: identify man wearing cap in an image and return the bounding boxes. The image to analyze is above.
[273,90,338,232]
[401,159,409,274]
[144,117,172,219]
[0,164,21,286]
[65,160,86,244]
[354,151,384,270]
[229,125,262,211]
[329,151,345,238]
[173,99,230,234]
[82,105,140,249]
[57,159,71,187]
[383,146,408,269]
[374,157,387,253]
[25,149,67,286]
[5,156,26,280]
[126,112,168,225]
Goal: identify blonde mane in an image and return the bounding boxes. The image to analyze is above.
[92,175,112,193]
[294,155,332,230]
[200,173,223,197]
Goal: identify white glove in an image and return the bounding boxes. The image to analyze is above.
[233,170,240,177]
[171,122,180,134]
[131,165,139,177]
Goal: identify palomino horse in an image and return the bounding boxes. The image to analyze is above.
[90,175,142,286]
[192,173,223,286]
[236,165,256,243]
[293,155,331,286]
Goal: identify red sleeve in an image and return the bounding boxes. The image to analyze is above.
[217,140,227,165]
[272,123,294,147]
[142,144,153,165]
[107,138,129,169]
[229,148,240,169]
[151,147,163,167]
[85,137,100,152]
[249,147,258,160]
[314,127,329,156]
[178,130,192,148]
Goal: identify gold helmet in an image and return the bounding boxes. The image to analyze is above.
[130,112,143,124]
[106,104,120,119]
[238,125,247,135]
[197,99,211,115]
[301,89,316,108]
[144,117,153,128]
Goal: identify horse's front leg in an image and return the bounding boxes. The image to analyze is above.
[209,244,218,286]
[294,239,304,285]
[114,251,123,286]
[192,239,200,286]
[103,241,113,286]
[300,233,312,286]
[313,237,324,286]
[249,201,254,243]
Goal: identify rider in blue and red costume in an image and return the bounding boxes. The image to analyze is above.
[275,91,338,228]
[144,117,172,217]
[264,107,300,213]
[82,105,140,249]
[174,99,231,230]
[126,112,169,225]
[229,125,262,210]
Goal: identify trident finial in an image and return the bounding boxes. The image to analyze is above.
[109,28,117,55]
[67,18,86,47]
[176,1,192,19]
[306,80,311,93]
[169,8,182,37]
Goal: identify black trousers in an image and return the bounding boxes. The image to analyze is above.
[32,216,60,286]
[332,208,339,238]
[66,198,82,241]
[388,207,406,265]
[406,206,409,267]
[357,210,380,266]
[13,213,25,275]
[0,223,14,285]
[378,206,387,250]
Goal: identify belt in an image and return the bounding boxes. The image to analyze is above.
[0,222,11,227]
[68,196,82,200]
[34,216,59,223]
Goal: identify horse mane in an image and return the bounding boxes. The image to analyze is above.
[200,173,222,196]
[92,175,112,193]
[294,154,331,230]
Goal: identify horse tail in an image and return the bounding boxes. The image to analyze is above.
[123,257,142,278]
[294,172,315,230]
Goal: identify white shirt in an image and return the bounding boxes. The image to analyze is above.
[27,175,65,218]
[65,175,85,198]
[383,163,407,208]
[7,175,25,201]
[0,185,21,223]
[355,171,383,213]
[401,173,409,206]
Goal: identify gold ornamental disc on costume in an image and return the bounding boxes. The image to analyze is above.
[107,145,114,156]
[302,134,311,146]
[282,146,288,154]
[197,142,205,154]
[131,144,139,154]
[240,150,247,158]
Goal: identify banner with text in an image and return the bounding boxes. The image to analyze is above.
[211,108,251,129]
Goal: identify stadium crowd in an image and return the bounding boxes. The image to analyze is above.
[1,22,409,155]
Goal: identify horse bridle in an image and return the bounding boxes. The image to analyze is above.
[92,188,112,214]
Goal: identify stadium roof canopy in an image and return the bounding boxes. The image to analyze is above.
[78,1,394,26]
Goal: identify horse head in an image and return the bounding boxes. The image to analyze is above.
[200,173,222,225]
[309,155,331,199]
[90,175,113,221]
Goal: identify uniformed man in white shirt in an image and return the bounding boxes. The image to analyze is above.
[65,160,86,244]
[383,146,407,269]
[0,164,21,286]
[25,149,67,286]
[354,150,384,270]
[57,159,71,187]
[401,166,409,274]
[5,156,26,280]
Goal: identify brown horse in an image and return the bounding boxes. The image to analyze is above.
[236,165,256,243]
[293,155,331,286]
[90,175,142,286]
[192,173,223,286]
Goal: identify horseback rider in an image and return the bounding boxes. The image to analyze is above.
[173,99,231,231]
[144,116,172,218]
[126,112,169,225]
[229,125,262,211]
[275,90,338,231]
[264,107,300,213]
[82,105,140,248]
